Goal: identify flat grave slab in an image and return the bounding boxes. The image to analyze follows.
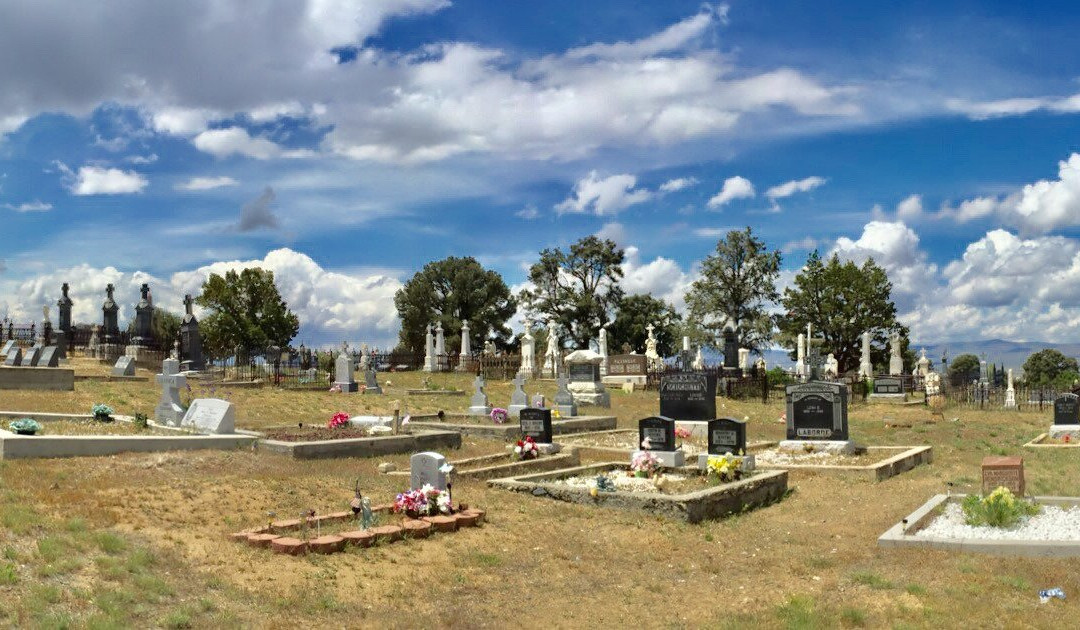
[408,412,616,441]
[254,428,461,459]
[489,462,787,523]
[753,445,933,481]
[879,494,1080,557]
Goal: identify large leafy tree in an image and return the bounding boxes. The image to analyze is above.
[195,268,299,360]
[685,227,780,353]
[947,353,981,385]
[608,294,682,357]
[519,236,624,349]
[778,252,905,375]
[394,256,516,354]
[1022,349,1079,388]
[126,307,181,349]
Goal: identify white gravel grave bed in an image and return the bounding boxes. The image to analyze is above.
[916,502,1080,541]
[563,431,707,456]
[755,449,872,467]
[552,472,692,493]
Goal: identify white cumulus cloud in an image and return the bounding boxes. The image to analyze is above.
[765,176,826,200]
[707,175,754,208]
[175,176,238,191]
[61,164,148,195]
[555,171,653,216]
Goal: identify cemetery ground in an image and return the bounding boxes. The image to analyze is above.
[1,363,1079,626]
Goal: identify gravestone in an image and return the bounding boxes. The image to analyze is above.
[467,374,492,416]
[38,346,59,368]
[363,368,383,395]
[531,394,546,408]
[659,373,717,420]
[872,377,905,396]
[334,351,358,393]
[410,452,448,491]
[508,374,529,417]
[101,284,120,342]
[112,356,136,377]
[782,381,853,453]
[723,326,739,370]
[179,294,205,370]
[569,362,599,383]
[0,340,14,357]
[635,416,684,467]
[606,354,647,378]
[19,346,41,367]
[565,349,609,407]
[519,407,553,444]
[981,455,1025,495]
[4,347,22,367]
[1053,393,1079,425]
[180,398,235,434]
[132,283,154,346]
[708,418,747,455]
[154,358,187,426]
[553,372,578,417]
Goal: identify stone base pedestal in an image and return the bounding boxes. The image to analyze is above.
[155,402,185,427]
[1049,425,1080,439]
[568,382,610,408]
[869,393,908,403]
[633,449,685,468]
[335,381,359,393]
[601,375,647,386]
[698,453,756,472]
[99,344,124,363]
[467,403,492,416]
[1004,389,1016,408]
[778,440,862,455]
[554,402,577,417]
[537,443,562,456]
[508,403,528,417]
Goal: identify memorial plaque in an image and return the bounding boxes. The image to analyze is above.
[873,376,904,395]
[638,416,676,452]
[179,398,235,434]
[410,452,448,491]
[112,356,136,377]
[1054,393,1079,425]
[519,407,553,444]
[659,373,717,420]
[707,418,747,455]
[569,362,600,383]
[607,354,647,376]
[785,381,849,441]
[981,455,1025,495]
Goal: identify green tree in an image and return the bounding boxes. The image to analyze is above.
[394,257,516,354]
[126,307,181,349]
[608,294,682,357]
[1022,349,1079,388]
[195,268,300,360]
[685,227,780,353]
[520,236,624,349]
[778,252,906,375]
[947,353,981,385]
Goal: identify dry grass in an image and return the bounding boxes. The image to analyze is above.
[0,368,1078,627]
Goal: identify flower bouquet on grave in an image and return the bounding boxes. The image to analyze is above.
[490,407,509,424]
[9,418,42,435]
[393,485,452,519]
[706,453,744,484]
[514,436,539,460]
[675,426,692,448]
[91,403,114,423]
[328,412,350,430]
[630,450,660,479]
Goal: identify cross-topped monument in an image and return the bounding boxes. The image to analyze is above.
[553,370,577,417]
[508,373,529,417]
[155,358,187,426]
[805,338,825,381]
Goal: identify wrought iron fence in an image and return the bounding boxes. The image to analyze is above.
[942,383,1059,411]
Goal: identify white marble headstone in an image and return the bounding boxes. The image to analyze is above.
[410,451,447,491]
[112,356,136,376]
[180,398,235,434]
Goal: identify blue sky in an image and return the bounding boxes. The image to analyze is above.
[4,0,1080,348]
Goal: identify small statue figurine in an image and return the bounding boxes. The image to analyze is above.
[361,497,373,530]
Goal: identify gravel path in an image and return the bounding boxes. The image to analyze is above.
[916,502,1080,541]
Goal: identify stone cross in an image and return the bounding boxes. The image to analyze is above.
[805,340,824,380]
[646,323,655,339]
[155,358,187,426]
[106,283,115,300]
[184,294,195,316]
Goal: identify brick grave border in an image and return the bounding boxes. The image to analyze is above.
[878,494,1080,557]
[230,505,487,555]
[408,413,617,441]
[489,462,788,524]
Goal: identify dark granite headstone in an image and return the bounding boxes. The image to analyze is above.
[659,373,717,420]
[569,362,600,383]
[1054,393,1080,425]
[873,377,904,395]
[638,416,676,452]
[519,407,553,444]
[607,354,647,376]
[723,328,738,369]
[707,418,747,455]
[785,381,849,441]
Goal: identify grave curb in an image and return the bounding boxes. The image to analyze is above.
[557,428,777,460]
[488,461,788,523]
[0,423,255,459]
[0,366,75,391]
[255,429,461,459]
[1023,433,1080,449]
[388,449,581,481]
[878,494,1080,557]
[756,445,932,481]
[409,414,616,441]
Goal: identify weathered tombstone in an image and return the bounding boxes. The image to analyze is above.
[410,452,448,491]
[154,358,187,426]
[38,346,59,368]
[508,373,529,417]
[723,326,739,370]
[1053,393,1079,425]
[179,294,205,370]
[782,381,852,452]
[0,340,15,357]
[607,354,647,378]
[19,346,42,367]
[870,376,906,400]
[659,373,717,420]
[520,407,553,444]
[362,368,383,395]
[569,361,599,384]
[553,372,578,417]
[467,374,492,416]
[981,455,1025,495]
[531,394,546,408]
[180,398,235,434]
[564,349,609,407]
[4,347,22,367]
[635,416,684,467]
[334,351,358,393]
[707,417,747,455]
[112,356,136,377]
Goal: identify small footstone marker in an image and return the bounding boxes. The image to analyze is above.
[981,455,1025,495]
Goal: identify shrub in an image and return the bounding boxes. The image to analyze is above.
[133,414,149,430]
[962,487,1039,528]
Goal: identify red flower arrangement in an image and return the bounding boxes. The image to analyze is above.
[514,436,539,460]
[328,412,349,429]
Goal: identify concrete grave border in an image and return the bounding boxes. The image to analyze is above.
[0,366,75,391]
[408,412,616,441]
[0,411,254,459]
[1023,433,1080,449]
[756,445,933,482]
[489,461,787,523]
[558,428,777,460]
[252,428,461,459]
[388,448,581,481]
[878,494,1080,557]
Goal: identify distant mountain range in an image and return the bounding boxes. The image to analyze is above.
[705,339,1080,374]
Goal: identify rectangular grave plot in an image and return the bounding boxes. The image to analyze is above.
[659,373,717,421]
[519,408,553,443]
